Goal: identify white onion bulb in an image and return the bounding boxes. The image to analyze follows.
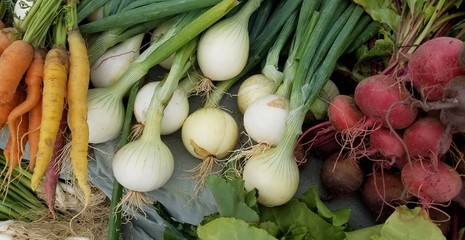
[237,74,277,114]
[134,81,189,135]
[182,107,238,159]
[243,94,289,146]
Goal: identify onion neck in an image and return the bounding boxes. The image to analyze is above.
[108,64,149,100]
[231,0,263,26]
[274,106,307,160]
[141,97,163,142]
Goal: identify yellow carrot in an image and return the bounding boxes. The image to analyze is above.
[67,28,91,207]
[30,46,69,190]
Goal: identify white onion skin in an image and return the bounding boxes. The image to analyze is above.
[182,108,238,159]
[197,18,249,81]
[151,20,175,69]
[91,34,143,88]
[86,88,125,144]
[134,81,189,135]
[237,74,277,114]
[242,148,299,207]
[112,139,174,192]
[243,94,289,146]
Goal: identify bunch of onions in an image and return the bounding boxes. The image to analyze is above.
[86,1,238,144]
[236,11,297,114]
[242,1,364,207]
[181,0,267,193]
[112,39,197,211]
[242,13,297,147]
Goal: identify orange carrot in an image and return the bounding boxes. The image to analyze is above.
[7,50,44,165]
[0,29,13,56]
[0,20,5,29]
[6,111,29,175]
[0,89,21,129]
[0,40,34,104]
[67,28,91,207]
[28,97,42,170]
[30,46,69,191]
[5,88,28,175]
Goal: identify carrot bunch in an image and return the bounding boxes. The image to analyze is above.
[28,0,92,211]
[0,0,94,214]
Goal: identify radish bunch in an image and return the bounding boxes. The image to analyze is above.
[319,37,465,217]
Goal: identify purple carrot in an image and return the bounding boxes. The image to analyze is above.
[42,107,68,218]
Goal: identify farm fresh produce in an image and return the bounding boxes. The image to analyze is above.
[0,0,464,239]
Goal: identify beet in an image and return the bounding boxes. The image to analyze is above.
[361,170,409,222]
[320,153,364,198]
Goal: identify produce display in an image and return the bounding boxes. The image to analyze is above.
[0,0,463,239]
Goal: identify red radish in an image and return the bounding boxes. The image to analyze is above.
[401,160,462,203]
[403,116,452,162]
[354,74,418,129]
[320,152,364,198]
[362,170,409,222]
[327,95,364,131]
[408,37,465,101]
[369,127,405,166]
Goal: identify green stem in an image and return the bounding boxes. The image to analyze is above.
[107,0,238,99]
[66,0,79,31]
[54,13,67,48]
[262,11,297,85]
[77,0,111,23]
[142,39,197,139]
[303,5,363,109]
[0,203,21,219]
[409,0,446,54]
[108,83,140,240]
[21,0,62,47]
[88,18,161,66]
[249,0,273,41]
[80,0,224,34]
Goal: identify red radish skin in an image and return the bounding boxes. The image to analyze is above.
[327,95,364,131]
[369,127,405,166]
[362,170,409,222]
[408,37,465,101]
[401,160,462,203]
[403,116,452,161]
[354,74,418,129]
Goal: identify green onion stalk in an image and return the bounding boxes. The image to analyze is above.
[85,0,238,145]
[107,83,139,240]
[241,0,365,207]
[0,151,47,221]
